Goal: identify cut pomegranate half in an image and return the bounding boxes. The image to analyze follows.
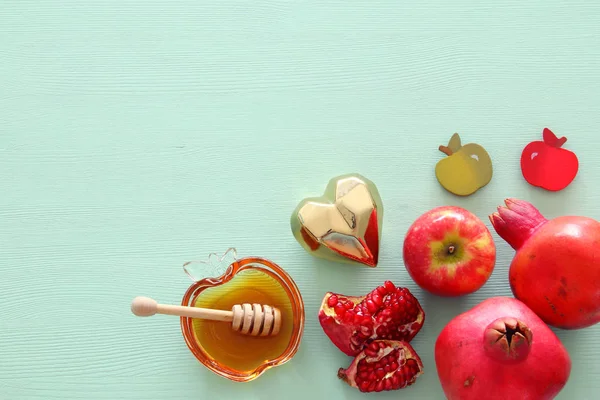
[338,340,424,392]
[318,281,425,356]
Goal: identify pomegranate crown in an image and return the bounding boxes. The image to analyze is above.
[489,199,547,250]
[484,317,533,363]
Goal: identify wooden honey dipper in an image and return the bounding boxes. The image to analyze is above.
[131,296,282,337]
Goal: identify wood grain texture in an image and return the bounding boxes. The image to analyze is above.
[2,1,600,398]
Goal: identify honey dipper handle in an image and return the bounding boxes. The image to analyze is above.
[156,304,234,321]
[131,296,234,322]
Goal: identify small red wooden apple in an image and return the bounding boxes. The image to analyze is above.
[402,206,496,297]
[521,128,579,191]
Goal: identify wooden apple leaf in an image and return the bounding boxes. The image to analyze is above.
[543,128,567,148]
[439,133,463,156]
[448,133,462,153]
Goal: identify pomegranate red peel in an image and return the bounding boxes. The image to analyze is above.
[338,340,423,393]
[489,198,547,250]
[435,297,571,400]
[318,281,425,356]
[489,198,600,329]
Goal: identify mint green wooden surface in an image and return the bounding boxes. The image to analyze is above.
[2,1,600,399]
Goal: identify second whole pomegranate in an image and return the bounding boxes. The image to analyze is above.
[490,198,600,329]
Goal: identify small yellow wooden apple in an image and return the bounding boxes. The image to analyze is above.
[435,133,492,196]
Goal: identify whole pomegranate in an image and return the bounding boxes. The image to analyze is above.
[338,340,423,392]
[318,281,424,356]
[435,297,571,400]
[490,198,600,329]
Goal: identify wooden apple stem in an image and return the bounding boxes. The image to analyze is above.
[439,145,453,156]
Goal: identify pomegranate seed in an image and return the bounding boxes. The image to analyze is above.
[368,381,376,392]
[391,375,400,387]
[376,368,386,379]
[390,361,399,371]
[372,293,382,306]
[366,300,377,314]
[364,347,378,357]
[376,286,386,295]
[375,381,384,392]
[359,381,369,392]
[327,295,338,307]
[359,371,369,380]
[384,281,396,292]
[384,378,392,390]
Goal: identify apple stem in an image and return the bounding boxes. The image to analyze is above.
[439,145,453,156]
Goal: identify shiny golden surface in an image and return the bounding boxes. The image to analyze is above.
[290,173,383,267]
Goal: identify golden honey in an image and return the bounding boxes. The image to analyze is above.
[191,268,294,372]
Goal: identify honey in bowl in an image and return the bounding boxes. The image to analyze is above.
[192,268,294,372]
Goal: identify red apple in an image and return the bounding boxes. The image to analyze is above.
[520,128,579,191]
[402,206,496,297]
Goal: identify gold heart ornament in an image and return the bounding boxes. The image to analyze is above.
[290,173,383,267]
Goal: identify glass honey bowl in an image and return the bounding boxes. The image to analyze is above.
[180,248,305,382]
